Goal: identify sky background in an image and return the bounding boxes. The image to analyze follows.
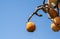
[0,0,60,39]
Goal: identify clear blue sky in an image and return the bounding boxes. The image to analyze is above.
[0,0,60,39]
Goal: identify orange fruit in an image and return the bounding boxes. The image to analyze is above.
[48,0,60,9]
[53,17,60,30]
[48,8,58,19]
[48,0,56,5]
[51,23,59,32]
[53,17,60,25]
[26,22,36,32]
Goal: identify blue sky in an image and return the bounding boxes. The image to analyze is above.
[0,0,60,39]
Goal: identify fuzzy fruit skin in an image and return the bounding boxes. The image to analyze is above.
[26,22,36,32]
[51,23,59,32]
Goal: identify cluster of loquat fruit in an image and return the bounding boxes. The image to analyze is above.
[51,17,60,32]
